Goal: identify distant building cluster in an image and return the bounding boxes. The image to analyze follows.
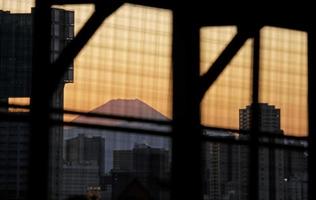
[62,102,307,200]
[62,134,170,200]
[62,99,171,200]
[111,143,170,200]
[203,103,307,200]
[62,134,105,200]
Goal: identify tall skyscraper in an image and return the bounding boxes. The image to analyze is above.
[112,144,170,200]
[240,103,282,133]
[203,130,240,200]
[283,140,308,200]
[239,103,285,200]
[65,134,105,175]
[63,135,105,200]
[0,8,74,200]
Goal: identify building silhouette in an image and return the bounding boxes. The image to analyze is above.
[202,103,308,200]
[65,134,105,175]
[0,8,74,200]
[111,144,170,200]
[62,161,100,200]
[63,134,107,200]
[283,140,308,200]
[240,103,282,134]
[239,103,285,200]
[203,130,240,200]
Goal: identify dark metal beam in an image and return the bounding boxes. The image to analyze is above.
[51,0,314,30]
[193,2,313,31]
[51,0,171,9]
[199,27,256,99]
[48,2,122,95]
[308,28,316,200]
[197,16,310,32]
[28,1,52,200]
[171,6,203,200]
[123,0,171,9]
[248,29,261,200]
[51,0,97,5]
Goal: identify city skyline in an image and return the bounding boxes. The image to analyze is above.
[62,99,171,200]
[62,100,307,200]
[0,2,311,200]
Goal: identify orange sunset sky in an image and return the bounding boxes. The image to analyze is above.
[1,1,308,136]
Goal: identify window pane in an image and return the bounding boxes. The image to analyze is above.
[58,4,172,200]
[260,27,307,137]
[201,27,252,130]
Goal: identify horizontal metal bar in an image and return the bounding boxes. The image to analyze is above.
[123,0,171,9]
[0,103,30,109]
[51,0,312,30]
[201,134,308,150]
[0,103,170,125]
[0,112,30,121]
[0,103,309,140]
[0,111,308,150]
[59,121,171,137]
[198,19,309,32]
[60,108,171,125]
[51,0,171,9]
[0,111,171,137]
[202,125,308,141]
[194,3,312,31]
[51,0,97,5]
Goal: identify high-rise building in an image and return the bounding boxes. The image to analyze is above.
[65,134,105,175]
[239,103,285,200]
[240,103,281,133]
[203,130,240,200]
[111,144,170,200]
[62,161,100,200]
[283,140,308,200]
[0,8,74,200]
[63,135,106,200]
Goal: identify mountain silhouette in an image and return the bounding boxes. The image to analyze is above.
[64,99,171,173]
[72,99,169,126]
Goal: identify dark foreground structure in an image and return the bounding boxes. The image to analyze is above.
[0,1,315,200]
[0,8,74,200]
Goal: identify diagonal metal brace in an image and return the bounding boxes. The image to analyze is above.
[199,26,260,100]
[48,1,123,95]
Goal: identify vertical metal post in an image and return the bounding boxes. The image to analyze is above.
[28,1,52,200]
[171,7,203,200]
[249,28,260,200]
[308,28,316,200]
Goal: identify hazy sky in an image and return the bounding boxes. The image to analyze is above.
[1,1,308,136]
